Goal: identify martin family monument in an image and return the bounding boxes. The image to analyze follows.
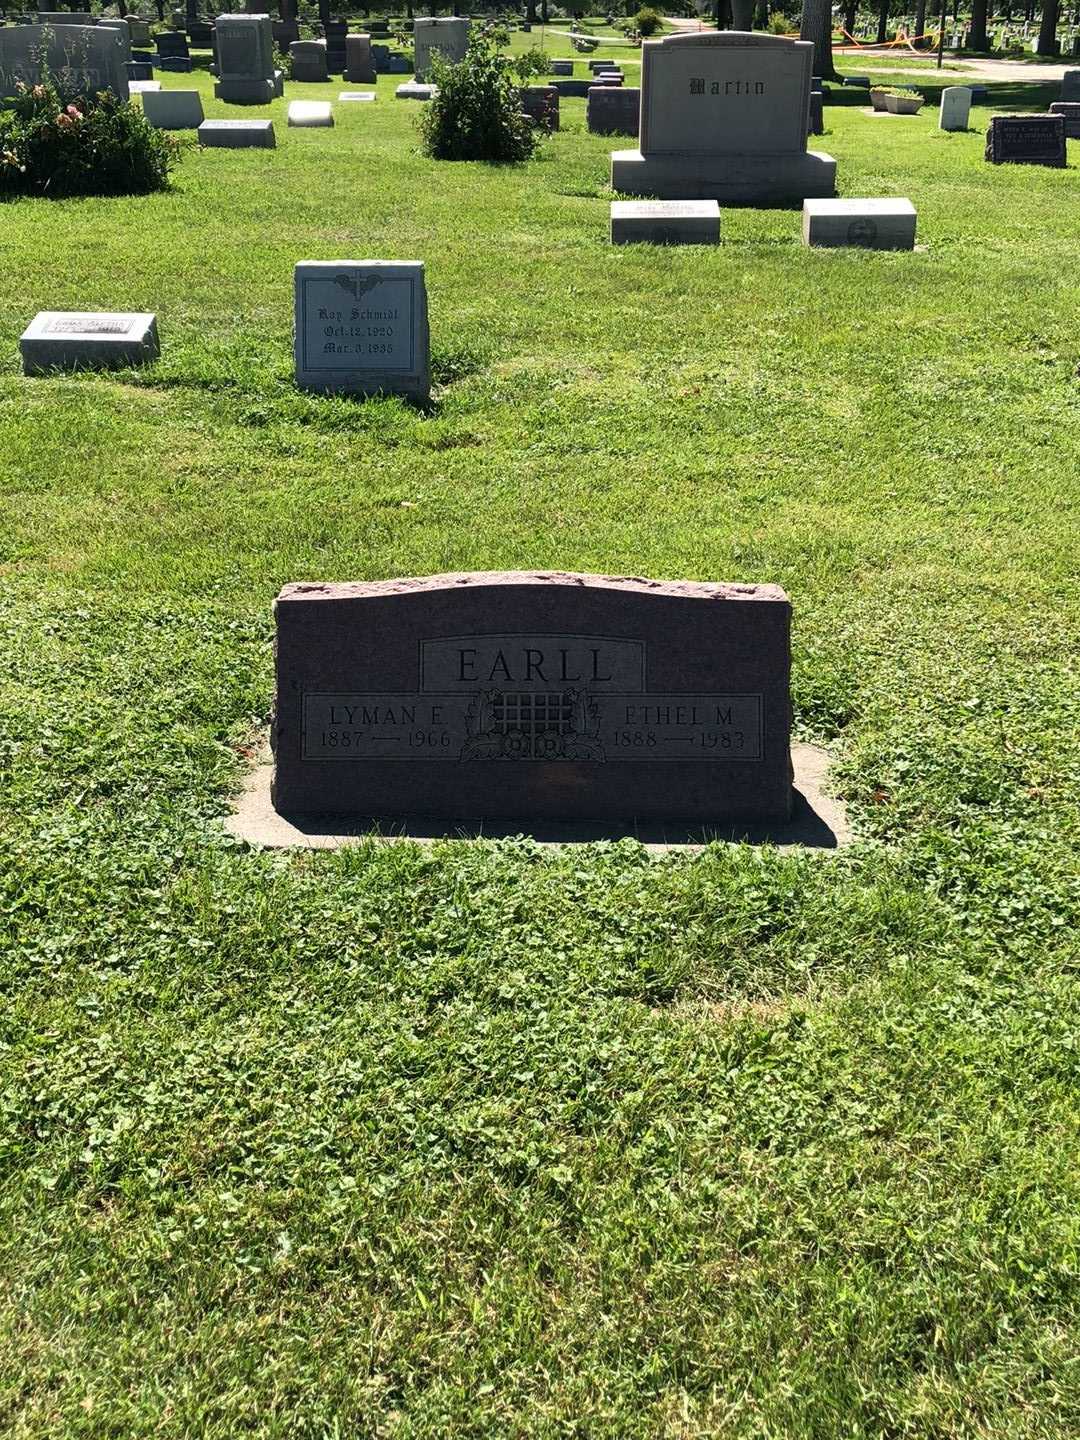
[610,30,836,205]
[271,572,793,824]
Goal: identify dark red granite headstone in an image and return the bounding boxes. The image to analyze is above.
[272,572,792,823]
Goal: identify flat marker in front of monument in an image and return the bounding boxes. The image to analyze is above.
[198,118,276,148]
[271,572,792,825]
[20,311,159,374]
[610,200,720,245]
[293,260,430,402]
[803,198,916,250]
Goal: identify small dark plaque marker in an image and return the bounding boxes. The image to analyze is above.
[984,113,1066,167]
[272,572,792,823]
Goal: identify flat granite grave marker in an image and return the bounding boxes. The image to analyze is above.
[802,197,916,249]
[339,90,377,101]
[198,118,276,147]
[271,572,793,824]
[610,199,719,244]
[141,87,204,127]
[939,85,971,130]
[395,81,435,100]
[293,260,430,402]
[610,30,836,204]
[985,113,1066,166]
[20,311,159,374]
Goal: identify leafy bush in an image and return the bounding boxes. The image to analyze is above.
[881,86,923,98]
[416,36,540,164]
[0,76,179,199]
[514,47,551,81]
[633,7,662,36]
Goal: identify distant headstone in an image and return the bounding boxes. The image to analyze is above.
[550,58,572,75]
[610,199,720,244]
[587,85,639,136]
[272,19,300,48]
[288,99,333,126]
[802,197,916,249]
[127,18,152,46]
[610,31,836,204]
[35,11,94,23]
[271,572,793,825]
[1061,68,1080,101]
[289,39,328,83]
[0,23,129,100]
[214,13,274,104]
[20,311,159,374]
[198,117,276,147]
[412,15,468,80]
[551,78,591,98]
[808,87,823,134]
[395,81,435,100]
[345,31,376,83]
[1049,100,1080,138]
[127,60,154,80]
[156,30,190,58]
[141,87,204,127]
[939,85,971,130]
[324,19,347,73]
[293,259,430,402]
[984,113,1066,166]
[520,84,559,131]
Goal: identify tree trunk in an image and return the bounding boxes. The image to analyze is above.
[540,0,548,23]
[186,0,197,26]
[526,0,538,21]
[732,0,753,26]
[843,0,857,39]
[876,0,889,43]
[1036,0,1059,49]
[802,0,838,72]
[914,0,926,41]
[969,0,988,44]
[754,0,769,26]
[318,0,331,29]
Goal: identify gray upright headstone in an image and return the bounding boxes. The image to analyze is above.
[345,31,376,84]
[412,16,468,80]
[214,13,274,104]
[1061,68,1080,101]
[939,86,971,130]
[0,23,129,100]
[610,31,836,205]
[294,260,430,402]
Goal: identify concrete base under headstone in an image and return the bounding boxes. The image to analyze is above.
[20,311,159,374]
[198,119,276,148]
[214,76,274,104]
[610,147,837,205]
[802,198,916,250]
[226,739,851,852]
[611,200,720,245]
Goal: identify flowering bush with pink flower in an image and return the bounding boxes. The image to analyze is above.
[0,75,180,199]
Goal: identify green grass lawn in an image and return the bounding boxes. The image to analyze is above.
[1,62,1079,1438]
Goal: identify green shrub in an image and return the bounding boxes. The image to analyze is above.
[633,7,662,36]
[0,76,180,199]
[513,47,551,81]
[416,36,540,164]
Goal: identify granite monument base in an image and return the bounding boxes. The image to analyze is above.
[610,147,836,204]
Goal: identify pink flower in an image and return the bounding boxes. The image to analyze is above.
[66,104,82,119]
